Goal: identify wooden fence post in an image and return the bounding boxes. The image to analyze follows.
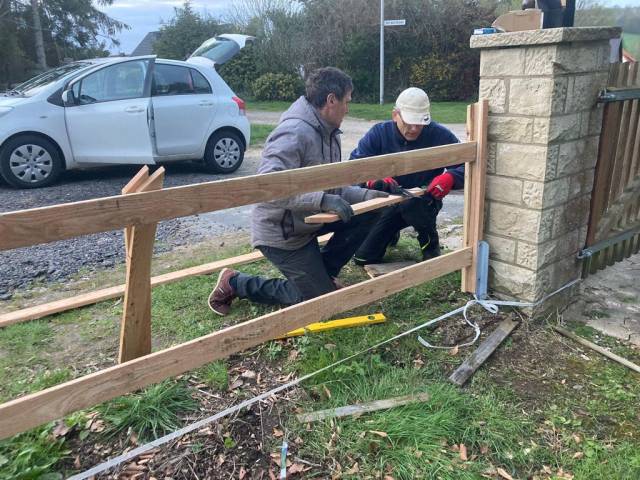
[462,100,488,293]
[118,167,165,363]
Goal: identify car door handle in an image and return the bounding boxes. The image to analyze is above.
[124,106,145,113]
[199,101,214,106]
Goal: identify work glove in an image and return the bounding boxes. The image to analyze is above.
[321,194,354,223]
[365,177,403,195]
[363,189,389,201]
[426,172,455,200]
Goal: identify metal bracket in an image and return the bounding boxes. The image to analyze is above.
[475,240,490,300]
[598,88,640,103]
[577,225,640,259]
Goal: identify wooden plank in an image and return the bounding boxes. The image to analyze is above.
[364,261,416,278]
[122,166,150,255]
[295,392,430,423]
[618,64,639,193]
[118,168,165,363]
[0,143,477,251]
[586,101,623,246]
[449,317,519,386]
[554,326,640,374]
[304,188,424,224]
[0,248,472,439]
[595,175,640,240]
[461,104,477,293]
[462,101,488,293]
[610,66,633,203]
[0,233,334,328]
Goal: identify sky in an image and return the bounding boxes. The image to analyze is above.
[100,0,640,55]
[100,1,235,54]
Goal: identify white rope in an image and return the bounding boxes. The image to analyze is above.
[417,278,582,349]
[70,277,581,479]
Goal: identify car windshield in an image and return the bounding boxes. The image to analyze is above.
[10,62,93,97]
[190,37,240,65]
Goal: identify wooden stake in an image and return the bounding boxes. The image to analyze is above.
[296,392,430,423]
[449,318,518,386]
[462,101,488,293]
[553,326,640,374]
[118,168,165,363]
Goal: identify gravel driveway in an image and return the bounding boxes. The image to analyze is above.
[0,113,466,299]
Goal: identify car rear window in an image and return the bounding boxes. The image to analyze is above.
[191,69,212,94]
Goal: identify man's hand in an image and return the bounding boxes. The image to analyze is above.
[363,189,389,201]
[321,194,354,223]
[365,177,403,194]
[426,172,455,200]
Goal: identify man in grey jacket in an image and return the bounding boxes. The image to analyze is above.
[208,67,388,315]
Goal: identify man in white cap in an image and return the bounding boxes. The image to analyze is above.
[350,87,464,265]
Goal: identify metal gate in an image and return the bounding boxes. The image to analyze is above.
[581,62,640,276]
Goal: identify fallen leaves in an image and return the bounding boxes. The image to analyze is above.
[496,467,514,480]
[459,443,468,461]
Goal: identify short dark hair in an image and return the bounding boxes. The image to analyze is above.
[305,67,353,108]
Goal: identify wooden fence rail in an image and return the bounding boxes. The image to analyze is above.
[0,101,488,440]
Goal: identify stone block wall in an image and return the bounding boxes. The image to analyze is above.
[470,27,621,305]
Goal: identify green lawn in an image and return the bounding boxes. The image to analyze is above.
[623,32,640,60]
[1,234,640,479]
[248,100,469,124]
[250,123,276,145]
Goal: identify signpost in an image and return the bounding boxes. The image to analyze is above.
[379,1,406,104]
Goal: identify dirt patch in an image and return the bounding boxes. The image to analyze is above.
[57,354,317,479]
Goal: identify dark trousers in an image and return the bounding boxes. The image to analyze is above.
[233,211,380,306]
[354,196,442,263]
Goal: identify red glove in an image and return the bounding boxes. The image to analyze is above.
[427,172,455,200]
[366,177,400,193]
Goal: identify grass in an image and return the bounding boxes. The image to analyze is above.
[0,424,69,480]
[247,100,469,123]
[1,236,639,478]
[98,380,198,441]
[250,123,276,145]
[623,32,640,60]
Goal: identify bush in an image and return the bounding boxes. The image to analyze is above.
[409,52,478,101]
[217,45,259,97]
[252,73,303,101]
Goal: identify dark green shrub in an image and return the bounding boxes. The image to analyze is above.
[217,45,259,97]
[409,52,478,101]
[252,72,303,101]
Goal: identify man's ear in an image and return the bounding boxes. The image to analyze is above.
[326,92,336,105]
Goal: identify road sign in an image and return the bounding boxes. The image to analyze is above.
[383,19,406,26]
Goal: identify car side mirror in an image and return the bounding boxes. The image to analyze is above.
[62,89,76,107]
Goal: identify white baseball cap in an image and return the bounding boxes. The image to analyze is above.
[395,87,431,125]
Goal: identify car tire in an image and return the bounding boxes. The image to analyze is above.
[203,130,244,174]
[0,135,63,188]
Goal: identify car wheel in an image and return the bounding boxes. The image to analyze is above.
[203,131,244,174]
[0,135,63,188]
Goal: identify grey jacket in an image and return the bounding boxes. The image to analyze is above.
[251,96,371,250]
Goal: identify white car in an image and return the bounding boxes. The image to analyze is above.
[0,34,253,188]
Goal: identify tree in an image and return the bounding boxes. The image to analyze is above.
[0,0,127,88]
[154,1,226,60]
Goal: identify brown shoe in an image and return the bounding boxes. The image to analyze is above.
[208,268,238,316]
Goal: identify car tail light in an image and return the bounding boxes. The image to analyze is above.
[232,96,246,115]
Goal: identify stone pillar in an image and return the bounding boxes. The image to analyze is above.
[470,27,621,309]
